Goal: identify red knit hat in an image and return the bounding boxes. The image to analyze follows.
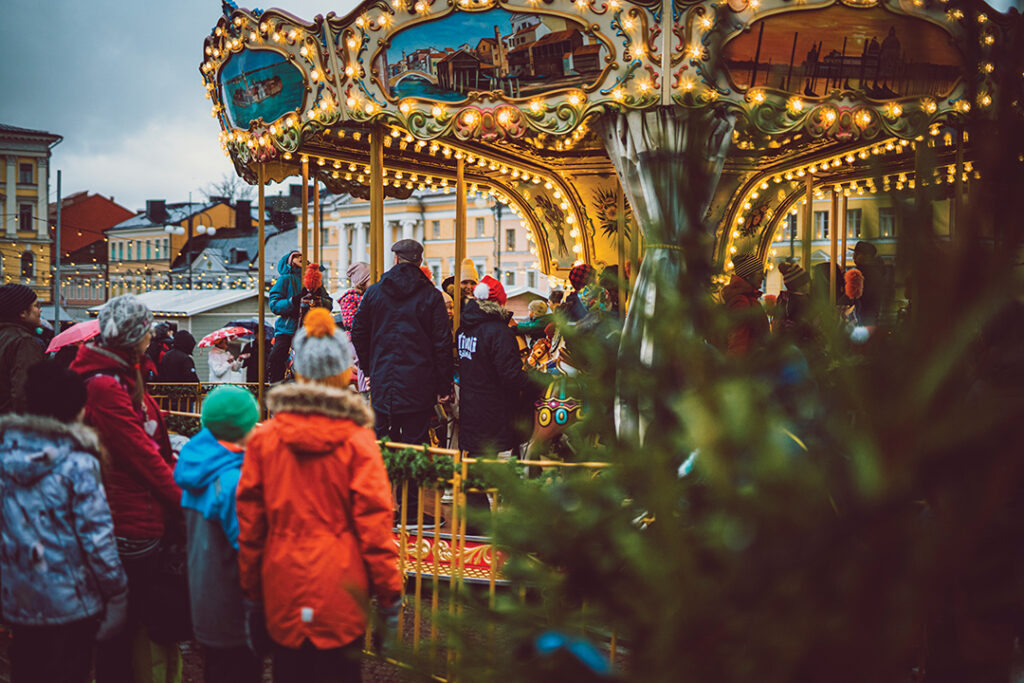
[844,267,864,300]
[473,275,507,306]
[303,263,323,290]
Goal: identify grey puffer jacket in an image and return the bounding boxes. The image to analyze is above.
[0,414,127,626]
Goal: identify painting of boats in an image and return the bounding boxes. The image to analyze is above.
[377,8,607,102]
[723,6,964,100]
[220,50,306,128]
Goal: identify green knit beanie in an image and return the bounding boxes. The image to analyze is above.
[201,385,259,441]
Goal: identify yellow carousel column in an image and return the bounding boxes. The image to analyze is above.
[301,157,310,271]
[370,126,384,283]
[801,174,813,271]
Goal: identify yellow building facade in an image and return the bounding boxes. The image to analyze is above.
[0,124,62,304]
[106,200,245,296]
[319,189,552,292]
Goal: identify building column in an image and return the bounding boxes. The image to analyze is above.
[402,220,415,241]
[4,156,15,237]
[356,222,368,265]
[338,224,351,284]
[36,157,48,239]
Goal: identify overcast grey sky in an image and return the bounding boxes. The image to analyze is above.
[0,0,357,212]
[2,0,1018,213]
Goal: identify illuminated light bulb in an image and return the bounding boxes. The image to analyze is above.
[978,93,992,107]
[311,70,320,81]
[345,65,355,77]
[699,15,713,31]
[611,88,625,101]
[347,38,357,49]
[568,93,582,106]
[687,44,702,60]
[431,105,444,117]
[529,100,542,113]
[364,102,376,114]
[288,30,297,40]
[760,181,769,190]
[787,97,804,113]
[822,108,837,124]
[623,19,634,30]
[983,35,995,45]
[680,77,696,92]
[638,80,651,93]
[346,97,357,108]
[300,46,309,56]
[749,89,765,104]
[415,1,427,11]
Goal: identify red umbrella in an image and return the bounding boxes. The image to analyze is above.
[197,326,253,348]
[46,319,100,353]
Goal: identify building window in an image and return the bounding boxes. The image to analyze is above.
[163,238,169,256]
[814,211,829,240]
[146,241,152,260]
[474,261,486,280]
[527,271,537,288]
[846,208,862,239]
[781,214,797,241]
[505,229,515,250]
[475,217,485,237]
[110,243,116,260]
[18,164,32,185]
[20,251,34,279]
[321,227,329,246]
[431,263,441,282]
[432,220,440,237]
[154,240,161,259]
[118,243,124,261]
[504,270,515,286]
[127,242,133,261]
[18,205,32,230]
[879,207,896,238]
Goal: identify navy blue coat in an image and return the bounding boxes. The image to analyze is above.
[351,263,452,416]
[456,299,531,454]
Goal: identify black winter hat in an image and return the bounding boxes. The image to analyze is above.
[26,360,87,422]
[172,330,197,354]
[0,284,37,319]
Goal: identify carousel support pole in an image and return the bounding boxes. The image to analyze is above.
[257,163,267,417]
[840,192,848,270]
[313,179,320,266]
[829,186,838,305]
[454,157,466,332]
[616,187,627,314]
[301,157,310,272]
[953,127,964,244]
[370,126,384,283]
[660,0,671,107]
[629,206,639,303]
[801,174,813,271]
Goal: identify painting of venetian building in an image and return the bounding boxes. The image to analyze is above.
[378,9,606,101]
[723,6,963,99]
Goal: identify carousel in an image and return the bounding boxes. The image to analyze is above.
[198,0,1018,410]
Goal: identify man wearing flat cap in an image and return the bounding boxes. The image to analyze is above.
[0,284,44,414]
[352,239,453,445]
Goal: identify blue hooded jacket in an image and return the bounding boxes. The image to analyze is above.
[0,414,127,626]
[174,427,248,647]
[268,252,302,337]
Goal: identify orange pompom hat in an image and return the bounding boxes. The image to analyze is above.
[292,308,353,387]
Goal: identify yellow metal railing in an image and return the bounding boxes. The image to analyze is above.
[153,387,618,680]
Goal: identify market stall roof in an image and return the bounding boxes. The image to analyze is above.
[88,289,259,318]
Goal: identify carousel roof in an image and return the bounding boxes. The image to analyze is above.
[198,0,1019,276]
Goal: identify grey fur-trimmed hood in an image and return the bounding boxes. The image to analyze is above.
[0,414,104,458]
[266,382,374,427]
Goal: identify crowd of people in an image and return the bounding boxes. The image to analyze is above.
[0,235,904,682]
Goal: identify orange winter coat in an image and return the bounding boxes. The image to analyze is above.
[236,382,401,649]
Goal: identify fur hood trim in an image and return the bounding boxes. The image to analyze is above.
[0,414,105,458]
[477,299,512,322]
[266,382,374,427]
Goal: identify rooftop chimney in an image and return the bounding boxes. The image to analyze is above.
[146,200,167,223]
[235,200,252,232]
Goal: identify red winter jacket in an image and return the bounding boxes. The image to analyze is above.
[71,343,181,539]
[237,382,401,649]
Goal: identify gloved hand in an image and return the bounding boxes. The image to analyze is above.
[291,293,303,306]
[243,599,273,655]
[96,589,129,642]
[372,601,401,656]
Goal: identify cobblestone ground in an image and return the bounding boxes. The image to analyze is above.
[0,626,414,683]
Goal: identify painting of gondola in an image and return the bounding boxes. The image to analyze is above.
[377,8,607,102]
[220,49,306,129]
[723,6,963,100]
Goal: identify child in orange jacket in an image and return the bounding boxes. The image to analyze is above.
[236,308,401,683]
